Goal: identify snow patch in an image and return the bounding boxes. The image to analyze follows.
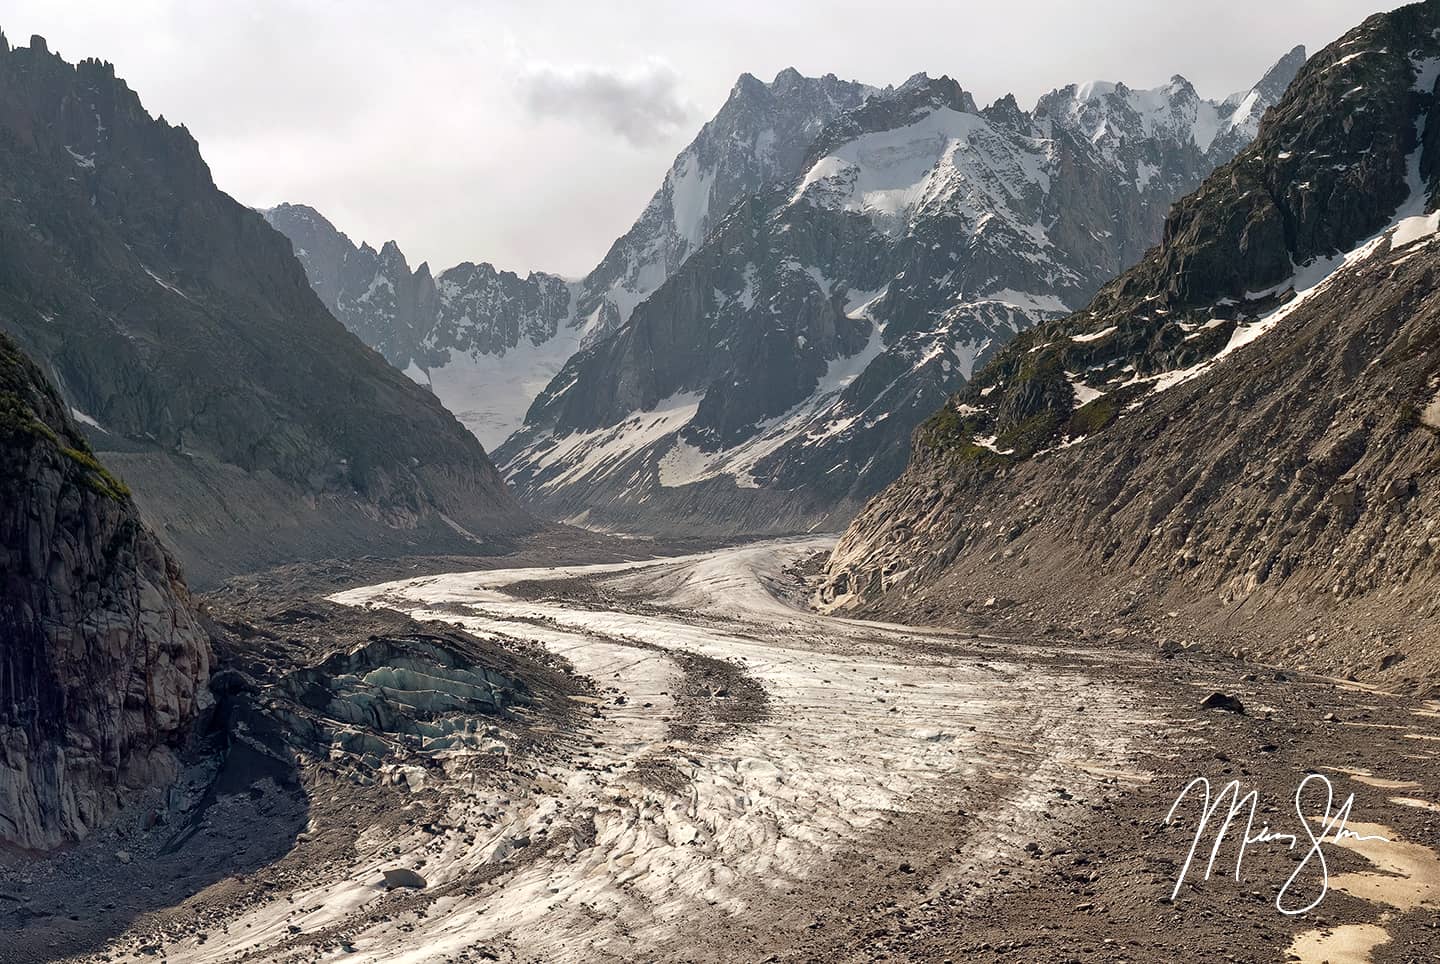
[1067,374,1105,407]
[65,146,95,169]
[669,151,715,249]
[70,408,106,432]
[142,266,193,302]
[402,361,430,386]
[425,320,590,451]
[1070,326,1117,343]
[521,391,705,493]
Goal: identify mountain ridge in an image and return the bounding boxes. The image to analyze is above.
[265,68,878,450]
[0,33,531,586]
[494,50,1305,535]
[820,1,1440,687]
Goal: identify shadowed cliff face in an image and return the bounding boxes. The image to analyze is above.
[0,32,532,586]
[0,331,211,850]
[822,2,1440,685]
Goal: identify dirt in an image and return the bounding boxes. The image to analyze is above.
[6,537,1438,963]
[666,637,1440,963]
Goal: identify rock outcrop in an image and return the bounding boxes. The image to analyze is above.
[0,332,210,850]
[822,2,1440,685]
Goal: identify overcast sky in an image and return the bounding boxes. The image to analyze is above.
[1,0,1403,277]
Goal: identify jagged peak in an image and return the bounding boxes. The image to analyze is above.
[983,92,1029,128]
[1069,80,1124,103]
[886,73,977,114]
[772,66,804,87]
[378,239,410,272]
[1163,74,1200,100]
[729,66,868,104]
[270,200,327,221]
[1265,43,1308,78]
[729,71,764,98]
[1252,43,1308,98]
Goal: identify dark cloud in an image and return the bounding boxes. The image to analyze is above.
[516,60,695,146]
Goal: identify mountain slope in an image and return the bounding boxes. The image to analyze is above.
[571,68,879,330]
[496,53,1303,535]
[263,203,575,449]
[0,33,531,586]
[822,2,1440,685]
[1,330,210,849]
[266,70,875,450]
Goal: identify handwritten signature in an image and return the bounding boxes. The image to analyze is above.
[1164,773,1388,914]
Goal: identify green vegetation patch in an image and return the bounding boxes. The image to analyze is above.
[1067,394,1120,437]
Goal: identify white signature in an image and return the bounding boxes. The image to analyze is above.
[1164,773,1388,914]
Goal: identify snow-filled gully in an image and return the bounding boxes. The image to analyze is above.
[138,538,1144,963]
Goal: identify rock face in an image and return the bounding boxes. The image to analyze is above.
[262,204,574,449]
[495,54,1303,535]
[266,70,876,450]
[0,34,531,586]
[0,331,210,850]
[572,68,880,331]
[823,3,1440,679]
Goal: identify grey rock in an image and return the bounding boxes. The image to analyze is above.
[0,333,210,850]
[498,54,1303,534]
[0,37,530,588]
[381,868,428,890]
[1200,692,1246,714]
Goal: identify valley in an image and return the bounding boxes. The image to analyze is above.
[9,539,1436,963]
[4,3,1440,961]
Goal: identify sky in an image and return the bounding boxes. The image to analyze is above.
[0,0,1404,277]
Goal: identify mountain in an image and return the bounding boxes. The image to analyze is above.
[495,51,1304,535]
[265,70,876,450]
[0,33,531,587]
[262,203,574,449]
[822,2,1440,683]
[571,68,880,330]
[0,331,210,849]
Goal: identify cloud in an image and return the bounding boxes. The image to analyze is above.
[515,59,694,146]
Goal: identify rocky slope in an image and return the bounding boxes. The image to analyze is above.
[266,70,875,450]
[263,203,574,449]
[0,33,531,586]
[572,68,879,331]
[822,2,1440,685]
[496,52,1304,535]
[0,331,210,850]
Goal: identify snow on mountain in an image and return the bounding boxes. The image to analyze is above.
[267,69,875,450]
[264,203,578,449]
[569,69,878,332]
[496,50,1306,536]
[818,5,1440,672]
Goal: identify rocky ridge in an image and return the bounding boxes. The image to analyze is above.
[262,203,575,449]
[822,2,1440,686]
[495,53,1304,535]
[0,33,531,586]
